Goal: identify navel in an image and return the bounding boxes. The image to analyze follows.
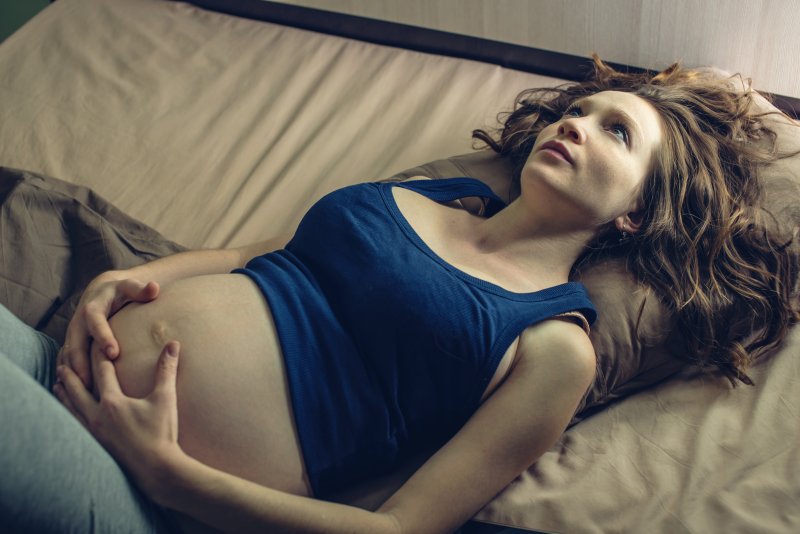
[150,320,170,347]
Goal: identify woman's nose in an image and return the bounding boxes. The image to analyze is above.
[558,119,585,143]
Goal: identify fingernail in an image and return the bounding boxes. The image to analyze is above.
[105,346,114,357]
[166,343,178,357]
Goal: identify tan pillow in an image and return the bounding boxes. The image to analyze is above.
[388,96,800,417]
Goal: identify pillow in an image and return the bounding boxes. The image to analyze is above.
[389,96,800,417]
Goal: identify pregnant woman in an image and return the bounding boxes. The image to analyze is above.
[2,58,797,533]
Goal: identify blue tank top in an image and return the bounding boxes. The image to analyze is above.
[234,178,596,497]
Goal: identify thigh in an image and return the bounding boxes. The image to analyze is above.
[0,353,175,533]
[0,303,59,388]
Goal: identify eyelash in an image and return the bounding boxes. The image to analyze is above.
[563,104,631,146]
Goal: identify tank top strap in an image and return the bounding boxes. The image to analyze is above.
[393,177,507,216]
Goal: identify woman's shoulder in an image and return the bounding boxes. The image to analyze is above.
[515,318,596,375]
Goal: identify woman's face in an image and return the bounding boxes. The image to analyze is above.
[522,90,664,231]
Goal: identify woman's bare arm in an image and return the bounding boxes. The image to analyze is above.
[107,230,294,287]
[57,318,595,534]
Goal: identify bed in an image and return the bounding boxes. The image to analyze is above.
[1,0,799,532]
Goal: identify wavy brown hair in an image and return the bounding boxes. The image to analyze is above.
[473,55,800,385]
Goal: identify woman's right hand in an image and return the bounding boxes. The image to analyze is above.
[58,272,160,388]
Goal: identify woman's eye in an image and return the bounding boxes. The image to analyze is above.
[563,105,630,146]
[610,123,630,145]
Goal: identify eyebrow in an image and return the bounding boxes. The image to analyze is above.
[578,97,644,148]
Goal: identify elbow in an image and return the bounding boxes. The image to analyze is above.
[381,511,405,534]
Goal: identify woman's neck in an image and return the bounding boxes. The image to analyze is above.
[470,199,594,289]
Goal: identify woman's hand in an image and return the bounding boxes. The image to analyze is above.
[54,340,183,498]
[58,272,160,388]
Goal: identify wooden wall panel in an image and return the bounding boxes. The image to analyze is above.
[270,0,800,98]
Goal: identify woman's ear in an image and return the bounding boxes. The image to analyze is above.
[615,210,644,233]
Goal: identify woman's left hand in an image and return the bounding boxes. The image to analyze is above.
[54,340,184,496]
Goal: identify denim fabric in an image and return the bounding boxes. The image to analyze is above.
[0,304,174,533]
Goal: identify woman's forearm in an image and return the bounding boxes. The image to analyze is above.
[105,232,293,288]
[107,248,242,287]
[154,453,400,534]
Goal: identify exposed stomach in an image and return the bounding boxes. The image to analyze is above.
[102,273,312,501]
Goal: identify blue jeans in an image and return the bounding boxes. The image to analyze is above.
[0,304,175,533]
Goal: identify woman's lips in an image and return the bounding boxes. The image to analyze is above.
[541,147,571,163]
[539,141,574,165]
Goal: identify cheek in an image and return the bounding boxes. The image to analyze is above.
[587,163,643,216]
[527,125,558,157]
[608,167,646,210]
[522,143,542,169]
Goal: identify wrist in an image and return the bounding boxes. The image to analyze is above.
[145,447,197,508]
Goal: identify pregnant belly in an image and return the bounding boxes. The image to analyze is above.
[104,273,312,498]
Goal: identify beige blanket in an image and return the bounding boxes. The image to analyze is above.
[0,0,797,532]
